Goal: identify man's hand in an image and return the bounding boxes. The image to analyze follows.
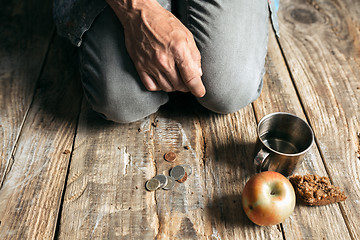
[106,0,205,97]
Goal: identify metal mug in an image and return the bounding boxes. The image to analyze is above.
[254,112,314,176]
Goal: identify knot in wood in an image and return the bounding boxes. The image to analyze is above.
[291,8,318,24]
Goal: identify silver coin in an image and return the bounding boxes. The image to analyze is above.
[181,164,192,177]
[145,178,161,191]
[163,176,176,190]
[154,174,168,188]
[170,165,185,180]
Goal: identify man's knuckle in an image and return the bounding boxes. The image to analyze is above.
[171,41,186,58]
[184,76,197,84]
[186,30,194,38]
[195,50,201,61]
[155,52,168,68]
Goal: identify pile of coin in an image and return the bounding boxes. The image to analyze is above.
[145,174,176,191]
[145,152,193,192]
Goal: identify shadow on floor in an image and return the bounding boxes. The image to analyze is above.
[207,193,254,228]
[36,36,83,122]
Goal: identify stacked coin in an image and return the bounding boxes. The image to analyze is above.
[146,174,175,191]
[145,165,193,191]
[145,178,161,191]
[145,151,193,192]
[163,176,176,190]
[181,164,192,177]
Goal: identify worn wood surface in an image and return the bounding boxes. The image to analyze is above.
[0,0,359,239]
[0,36,82,239]
[253,25,351,240]
[153,98,284,239]
[197,106,284,239]
[277,0,360,238]
[57,105,159,239]
[0,0,54,186]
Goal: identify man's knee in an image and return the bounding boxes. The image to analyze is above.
[89,103,159,124]
[181,0,268,114]
[85,82,169,123]
[80,55,169,123]
[197,69,264,114]
[79,7,169,124]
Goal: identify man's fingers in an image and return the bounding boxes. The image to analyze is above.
[154,71,175,92]
[138,71,161,91]
[184,76,205,97]
[138,63,174,92]
[156,51,189,92]
[163,66,189,92]
[176,50,205,97]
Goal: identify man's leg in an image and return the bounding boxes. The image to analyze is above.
[80,5,170,123]
[175,0,269,114]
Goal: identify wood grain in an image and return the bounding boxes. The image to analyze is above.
[148,96,282,239]
[0,36,82,239]
[0,0,358,238]
[0,0,54,186]
[57,105,159,239]
[58,92,283,239]
[197,106,284,239]
[151,100,210,239]
[253,24,351,239]
[276,0,360,238]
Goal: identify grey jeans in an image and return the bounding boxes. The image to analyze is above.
[80,0,269,123]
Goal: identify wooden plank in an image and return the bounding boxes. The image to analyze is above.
[196,106,284,239]
[252,24,351,239]
[148,96,283,238]
[151,100,211,239]
[0,37,82,239]
[144,96,283,238]
[58,92,283,239]
[57,105,159,239]
[0,0,54,185]
[275,0,360,238]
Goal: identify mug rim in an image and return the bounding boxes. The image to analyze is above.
[257,112,314,157]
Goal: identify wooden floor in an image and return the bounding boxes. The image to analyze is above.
[1,0,360,239]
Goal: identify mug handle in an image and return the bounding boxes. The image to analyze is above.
[254,148,270,173]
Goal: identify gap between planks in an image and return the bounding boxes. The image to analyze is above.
[0,28,56,189]
[53,96,83,239]
[273,20,355,240]
[264,9,355,240]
